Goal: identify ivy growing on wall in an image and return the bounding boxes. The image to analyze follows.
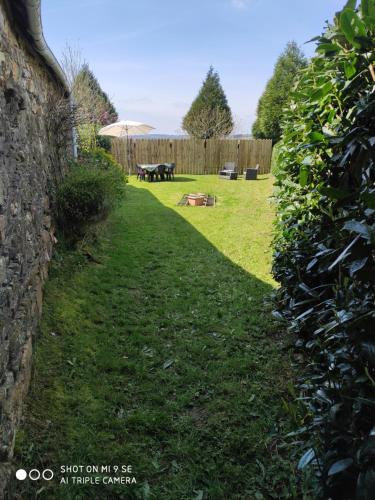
[273,1,375,498]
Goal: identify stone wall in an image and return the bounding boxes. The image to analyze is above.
[0,0,72,488]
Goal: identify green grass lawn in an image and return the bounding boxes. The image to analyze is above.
[14,175,296,500]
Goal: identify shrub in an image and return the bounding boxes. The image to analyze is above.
[273,2,375,499]
[77,124,97,153]
[96,134,112,151]
[270,142,282,176]
[78,147,122,171]
[57,151,126,238]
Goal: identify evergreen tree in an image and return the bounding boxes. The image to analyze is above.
[252,42,306,143]
[182,66,233,139]
[75,64,118,126]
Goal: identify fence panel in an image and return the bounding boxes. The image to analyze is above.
[111,138,273,175]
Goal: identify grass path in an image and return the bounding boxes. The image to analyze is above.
[15,175,295,499]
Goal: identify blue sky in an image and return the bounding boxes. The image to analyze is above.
[42,0,345,134]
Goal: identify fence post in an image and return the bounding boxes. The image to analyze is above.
[111,138,273,175]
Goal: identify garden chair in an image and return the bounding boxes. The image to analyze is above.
[147,170,156,182]
[223,161,236,171]
[244,164,259,180]
[219,161,238,179]
[164,163,175,181]
[136,165,146,181]
[157,164,166,181]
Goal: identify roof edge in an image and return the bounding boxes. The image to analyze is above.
[7,0,69,92]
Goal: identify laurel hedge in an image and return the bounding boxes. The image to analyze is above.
[273,1,375,498]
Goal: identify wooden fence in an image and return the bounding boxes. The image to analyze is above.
[111,138,273,175]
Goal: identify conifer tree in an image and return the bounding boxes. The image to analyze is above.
[252,42,306,142]
[183,66,233,139]
[75,64,118,126]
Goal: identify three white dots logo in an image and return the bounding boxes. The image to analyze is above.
[16,468,54,481]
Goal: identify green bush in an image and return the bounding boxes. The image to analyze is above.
[77,124,97,153]
[78,147,121,170]
[270,141,281,176]
[273,2,375,499]
[57,151,126,237]
[96,134,112,152]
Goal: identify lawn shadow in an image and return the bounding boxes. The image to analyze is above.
[13,184,293,500]
[252,175,271,181]
[170,176,197,182]
[134,176,196,183]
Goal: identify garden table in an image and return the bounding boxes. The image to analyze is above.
[137,163,175,182]
[138,164,161,173]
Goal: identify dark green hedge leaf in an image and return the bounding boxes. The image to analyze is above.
[361,342,375,364]
[362,14,375,27]
[349,257,368,275]
[356,468,375,500]
[344,0,357,9]
[309,131,325,143]
[311,82,333,101]
[340,9,367,48]
[344,61,357,79]
[327,458,354,476]
[344,221,375,243]
[319,186,352,200]
[328,236,360,270]
[357,437,375,465]
[361,0,375,17]
[317,43,341,54]
[298,448,316,470]
[299,165,309,187]
[361,191,375,209]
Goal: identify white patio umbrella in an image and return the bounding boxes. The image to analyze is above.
[98,120,155,175]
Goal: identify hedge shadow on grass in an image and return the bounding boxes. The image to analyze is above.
[14,185,295,500]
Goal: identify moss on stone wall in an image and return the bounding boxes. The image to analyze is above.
[0,0,72,490]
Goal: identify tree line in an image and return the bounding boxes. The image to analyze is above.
[60,41,305,147]
[61,45,119,152]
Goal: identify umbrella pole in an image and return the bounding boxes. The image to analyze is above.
[126,130,131,177]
